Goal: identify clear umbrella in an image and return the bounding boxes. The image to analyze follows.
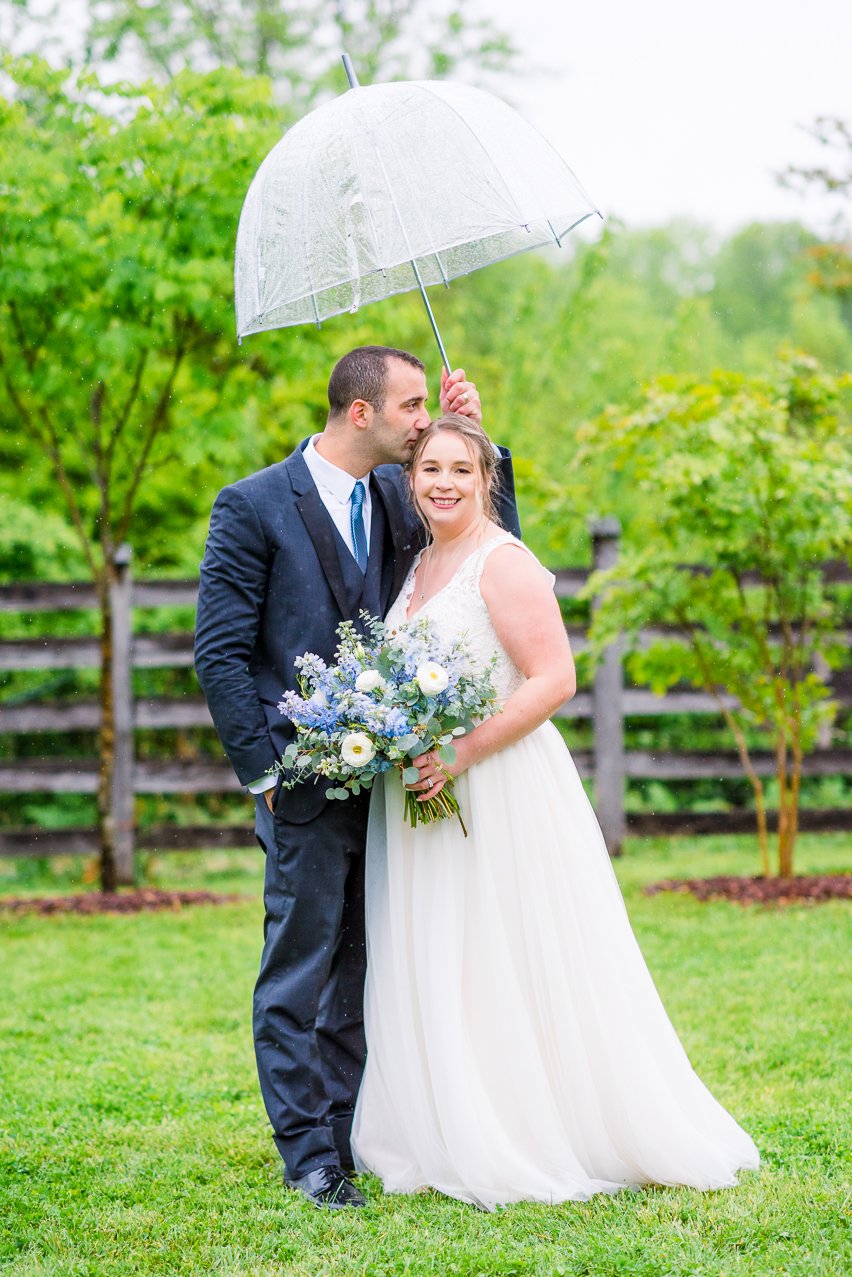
[235,56,601,367]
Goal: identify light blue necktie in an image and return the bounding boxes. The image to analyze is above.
[350,480,368,574]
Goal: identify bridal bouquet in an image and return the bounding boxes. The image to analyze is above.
[273,614,498,834]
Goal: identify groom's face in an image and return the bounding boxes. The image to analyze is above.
[368,359,430,465]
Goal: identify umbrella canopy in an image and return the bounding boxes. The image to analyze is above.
[235,74,600,359]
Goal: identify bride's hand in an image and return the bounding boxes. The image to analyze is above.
[440,367,481,426]
[406,740,471,801]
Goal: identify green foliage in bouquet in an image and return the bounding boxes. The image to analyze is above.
[275,614,499,836]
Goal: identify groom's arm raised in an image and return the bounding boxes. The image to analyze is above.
[440,367,521,539]
[194,485,278,789]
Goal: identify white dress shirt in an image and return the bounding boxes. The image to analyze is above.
[248,438,372,794]
[303,435,373,556]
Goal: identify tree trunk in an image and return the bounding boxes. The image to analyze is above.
[779,715,804,878]
[775,727,789,879]
[719,709,770,876]
[97,574,118,893]
[686,628,772,877]
[753,778,771,879]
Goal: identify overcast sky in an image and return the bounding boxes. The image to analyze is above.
[7,0,850,235]
[488,0,850,234]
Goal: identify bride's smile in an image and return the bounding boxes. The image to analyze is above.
[413,432,480,533]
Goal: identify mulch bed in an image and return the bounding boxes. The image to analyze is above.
[4,878,848,915]
[0,888,244,916]
[644,874,851,906]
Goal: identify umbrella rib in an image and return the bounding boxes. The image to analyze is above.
[238,213,601,337]
[412,83,528,230]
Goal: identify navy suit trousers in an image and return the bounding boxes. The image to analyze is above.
[253,792,370,1177]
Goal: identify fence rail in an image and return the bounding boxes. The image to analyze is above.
[0,689,751,733]
[1,526,850,877]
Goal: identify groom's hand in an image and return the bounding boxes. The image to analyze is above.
[440,367,481,426]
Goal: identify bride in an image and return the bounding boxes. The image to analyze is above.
[351,414,759,1210]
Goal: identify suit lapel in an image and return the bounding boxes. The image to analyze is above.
[371,469,419,609]
[286,444,353,619]
[286,446,421,620]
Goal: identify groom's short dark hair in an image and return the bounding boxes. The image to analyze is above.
[328,346,425,416]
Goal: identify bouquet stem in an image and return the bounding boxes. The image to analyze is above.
[403,781,468,837]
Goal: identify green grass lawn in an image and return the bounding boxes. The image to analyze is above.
[0,835,849,1277]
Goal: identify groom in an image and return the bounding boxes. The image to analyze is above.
[195,345,519,1208]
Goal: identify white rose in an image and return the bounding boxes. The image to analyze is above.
[416,662,449,695]
[340,732,376,767]
[355,669,384,693]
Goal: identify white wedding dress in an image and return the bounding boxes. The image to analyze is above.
[351,533,759,1210]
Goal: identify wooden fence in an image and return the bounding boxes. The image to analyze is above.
[1,522,849,880]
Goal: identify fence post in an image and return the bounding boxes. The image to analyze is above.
[110,544,135,884]
[590,518,626,857]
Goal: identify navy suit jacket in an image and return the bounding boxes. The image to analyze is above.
[195,440,520,823]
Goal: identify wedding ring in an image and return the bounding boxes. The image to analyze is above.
[461,391,470,403]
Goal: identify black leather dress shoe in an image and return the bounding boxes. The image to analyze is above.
[286,1164,366,1209]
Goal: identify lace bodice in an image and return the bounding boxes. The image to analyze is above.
[385,532,553,703]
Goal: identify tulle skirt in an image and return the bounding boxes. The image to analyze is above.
[351,721,759,1210]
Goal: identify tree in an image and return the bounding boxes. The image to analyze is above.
[578,356,851,877]
[778,117,852,336]
[8,1,516,106]
[710,222,820,342]
[0,56,286,888]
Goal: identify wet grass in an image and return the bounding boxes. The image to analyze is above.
[0,835,849,1276]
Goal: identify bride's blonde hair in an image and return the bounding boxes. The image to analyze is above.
[408,414,502,529]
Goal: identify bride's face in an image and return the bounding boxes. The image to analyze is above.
[412,431,482,531]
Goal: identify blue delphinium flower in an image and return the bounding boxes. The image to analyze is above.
[272,612,498,833]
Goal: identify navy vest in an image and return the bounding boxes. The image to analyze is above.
[330,478,396,626]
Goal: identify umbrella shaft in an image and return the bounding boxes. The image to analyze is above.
[341,52,452,372]
[342,53,360,89]
[410,258,451,372]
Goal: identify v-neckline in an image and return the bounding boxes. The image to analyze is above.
[403,532,510,623]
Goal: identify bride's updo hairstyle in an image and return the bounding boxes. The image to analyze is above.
[408,413,502,530]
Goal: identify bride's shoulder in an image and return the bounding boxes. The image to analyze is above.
[478,534,556,593]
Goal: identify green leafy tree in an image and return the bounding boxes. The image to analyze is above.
[780,116,852,330]
[9,0,515,104]
[423,218,849,564]
[0,55,286,888]
[578,356,851,877]
[710,222,818,342]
